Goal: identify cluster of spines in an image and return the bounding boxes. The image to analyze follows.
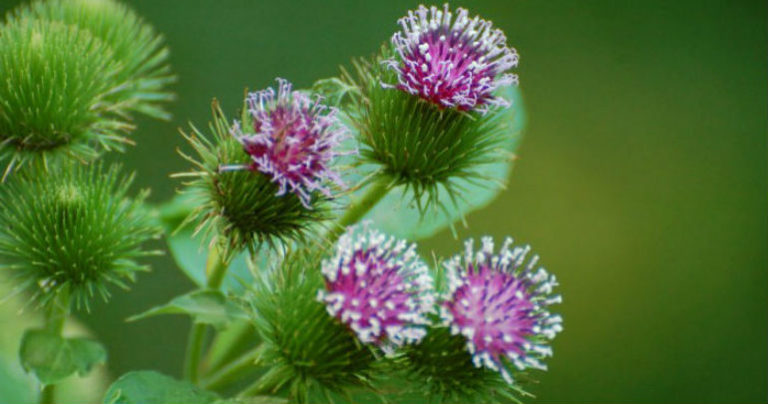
[0,162,160,310]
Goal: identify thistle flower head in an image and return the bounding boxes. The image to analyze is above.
[441,237,563,384]
[318,223,434,349]
[0,162,160,310]
[227,78,348,208]
[13,0,175,120]
[179,99,334,252]
[385,4,518,113]
[0,18,127,174]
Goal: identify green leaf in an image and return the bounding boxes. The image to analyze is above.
[128,290,249,328]
[19,329,106,385]
[103,370,219,404]
[359,85,526,240]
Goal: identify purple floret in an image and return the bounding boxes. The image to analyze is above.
[318,223,434,349]
[441,237,563,383]
[225,78,347,207]
[384,4,519,113]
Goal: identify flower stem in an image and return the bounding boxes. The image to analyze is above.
[202,345,264,391]
[184,242,230,383]
[327,179,390,243]
[39,291,70,404]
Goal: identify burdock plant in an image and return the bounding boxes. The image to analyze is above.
[0,2,565,404]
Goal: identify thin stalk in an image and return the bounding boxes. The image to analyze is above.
[238,365,287,398]
[40,290,70,404]
[327,179,390,243]
[201,320,255,375]
[184,242,230,383]
[202,345,264,391]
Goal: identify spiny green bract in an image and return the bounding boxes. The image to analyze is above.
[400,326,528,404]
[244,251,377,404]
[11,0,175,120]
[0,18,130,174]
[344,48,512,209]
[0,162,161,310]
[178,102,330,253]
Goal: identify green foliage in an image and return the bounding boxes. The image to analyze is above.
[103,370,219,404]
[0,162,161,310]
[400,327,524,404]
[343,47,516,210]
[244,251,377,403]
[128,290,249,329]
[19,329,106,385]
[178,102,330,253]
[13,0,175,120]
[0,17,129,173]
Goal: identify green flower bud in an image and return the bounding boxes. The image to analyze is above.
[244,252,377,403]
[0,18,128,174]
[10,0,175,120]
[178,100,333,252]
[345,48,514,208]
[0,162,161,310]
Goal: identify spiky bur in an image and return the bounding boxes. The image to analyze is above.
[384,4,518,113]
[343,15,517,207]
[245,251,377,403]
[0,162,161,311]
[178,92,342,252]
[441,237,563,385]
[0,18,129,175]
[318,223,434,351]
[12,0,175,120]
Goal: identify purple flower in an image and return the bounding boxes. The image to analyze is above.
[224,78,347,207]
[384,4,519,113]
[441,237,563,384]
[318,223,434,349]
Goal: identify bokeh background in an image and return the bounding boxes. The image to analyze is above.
[0,0,766,402]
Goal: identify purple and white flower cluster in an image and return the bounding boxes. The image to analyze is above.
[441,237,563,383]
[318,223,434,349]
[385,4,519,113]
[225,78,347,207]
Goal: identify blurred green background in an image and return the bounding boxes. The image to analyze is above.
[1,0,766,402]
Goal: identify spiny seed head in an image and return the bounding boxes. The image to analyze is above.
[384,4,518,114]
[225,78,349,208]
[246,251,377,403]
[178,98,337,252]
[441,237,563,384]
[0,162,161,311]
[0,17,129,175]
[318,223,434,350]
[11,0,175,120]
[344,46,515,210]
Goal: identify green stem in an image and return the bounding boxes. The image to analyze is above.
[327,179,390,243]
[201,320,255,375]
[238,365,287,397]
[184,242,230,383]
[202,345,264,391]
[39,385,55,404]
[39,291,70,404]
